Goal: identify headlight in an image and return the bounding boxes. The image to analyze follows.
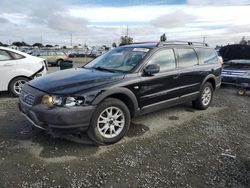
[65,97,84,107]
[42,95,84,107]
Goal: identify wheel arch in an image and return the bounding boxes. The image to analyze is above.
[201,75,216,90]
[92,87,139,118]
[8,75,31,90]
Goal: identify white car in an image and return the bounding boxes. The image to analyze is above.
[0,47,47,96]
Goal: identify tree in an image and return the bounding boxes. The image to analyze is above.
[12,41,29,47]
[112,42,117,48]
[119,36,133,46]
[32,43,43,48]
[160,33,167,42]
[240,36,247,45]
[45,44,53,48]
[0,42,8,47]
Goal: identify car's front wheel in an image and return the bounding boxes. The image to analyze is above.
[192,82,213,110]
[87,98,131,145]
[9,77,29,97]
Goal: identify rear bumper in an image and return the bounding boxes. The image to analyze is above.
[19,100,95,131]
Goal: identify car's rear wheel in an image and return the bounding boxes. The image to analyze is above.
[192,82,213,110]
[9,77,29,97]
[238,88,246,96]
[56,59,63,67]
[87,98,131,145]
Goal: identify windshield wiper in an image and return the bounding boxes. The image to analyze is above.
[94,66,116,73]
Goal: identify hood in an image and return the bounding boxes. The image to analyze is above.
[219,44,250,62]
[29,68,125,94]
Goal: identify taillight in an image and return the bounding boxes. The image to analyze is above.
[44,60,48,70]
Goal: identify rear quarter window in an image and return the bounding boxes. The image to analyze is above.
[195,48,217,64]
[9,52,25,60]
[177,48,198,68]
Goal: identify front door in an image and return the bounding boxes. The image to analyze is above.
[139,48,182,108]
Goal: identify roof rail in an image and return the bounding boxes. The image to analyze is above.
[157,41,208,47]
[130,41,159,45]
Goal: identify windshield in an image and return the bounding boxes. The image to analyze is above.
[85,47,149,72]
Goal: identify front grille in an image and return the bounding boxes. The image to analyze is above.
[222,70,246,76]
[20,90,35,106]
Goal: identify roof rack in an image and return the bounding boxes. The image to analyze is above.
[157,41,208,47]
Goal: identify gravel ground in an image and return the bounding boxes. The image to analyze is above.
[0,86,250,188]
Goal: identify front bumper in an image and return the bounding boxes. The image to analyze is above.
[19,85,95,131]
[222,75,250,88]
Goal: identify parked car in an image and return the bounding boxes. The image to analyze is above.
[32,50,68,66]
[19,41,221,145]
[216,49,223,64]
[220,44,250,88]
[0,47,47,96]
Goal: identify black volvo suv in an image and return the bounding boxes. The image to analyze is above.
[19,41,222,145]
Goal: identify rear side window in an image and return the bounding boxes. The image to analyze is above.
[0,50,12,61]
[56,51,65,55]
[195,48,217,64]
[9,52,25,60]
[177,48,198,68]
[48,51,56,56]
[148,49,176,72]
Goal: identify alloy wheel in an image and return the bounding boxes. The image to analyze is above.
[201,86,212,106]
[97,107,125,139]
[13,80,27,95]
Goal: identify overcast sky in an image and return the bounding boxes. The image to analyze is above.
[0,0,250,47]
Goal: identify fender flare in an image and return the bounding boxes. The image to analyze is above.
[201,74,216,90]
[92,87,139,115]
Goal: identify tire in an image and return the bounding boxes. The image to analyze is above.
[56,59,63,67]
[238,89,246,96]
[9,77,29,97]
[87,98,131,145]
[192,82,213,110]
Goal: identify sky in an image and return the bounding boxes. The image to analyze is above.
[0,0,250,47]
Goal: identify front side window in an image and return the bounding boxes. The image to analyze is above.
[39,51,47,56]
[85,47,149,72]
[148,49,176,72]
[177,48,198,68]
[195,48,217,64]
[0,50,12,61]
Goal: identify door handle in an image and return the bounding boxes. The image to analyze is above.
[173,73,180,79]
[3,63,13,67]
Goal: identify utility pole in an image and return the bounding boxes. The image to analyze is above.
[40,35,43,45]
[203,36,206,44]
[126,25,129,37]
[70,33,73,46]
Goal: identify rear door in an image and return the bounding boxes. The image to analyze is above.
[175,48,202,96]
[139,48,182,107]
[0,49,15,91]
[47,51,56,62]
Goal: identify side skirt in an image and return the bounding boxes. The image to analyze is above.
[136,92,199,116]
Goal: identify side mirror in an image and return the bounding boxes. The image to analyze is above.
[143,64,160,76]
